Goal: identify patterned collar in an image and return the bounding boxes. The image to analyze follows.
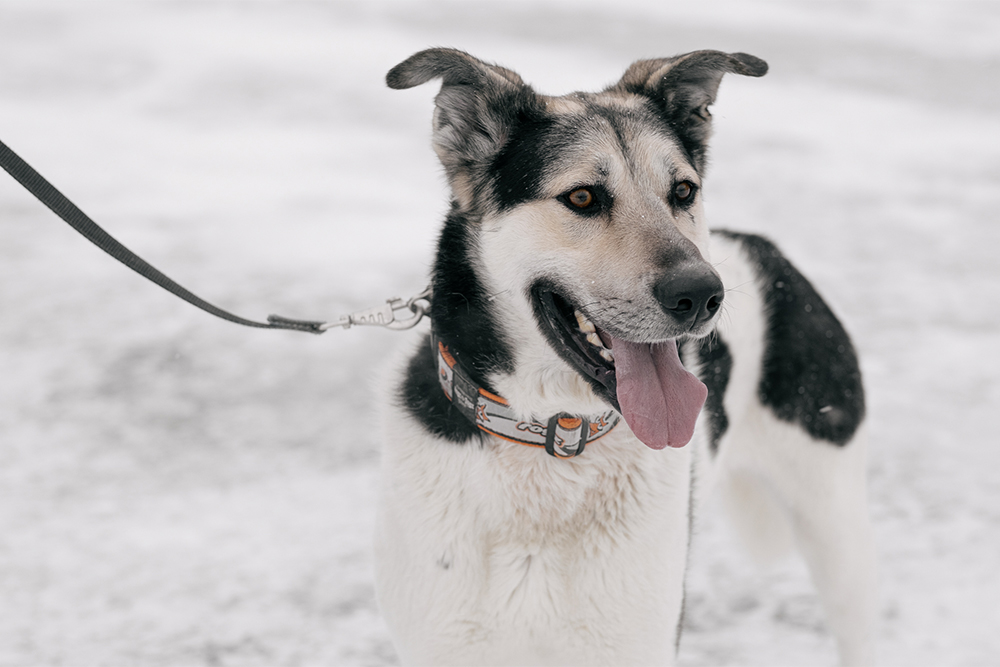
[432,333,620,458]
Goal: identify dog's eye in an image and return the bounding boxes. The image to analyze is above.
[567,188,595,209]
[559,185,608,216]
[674,181,696,203]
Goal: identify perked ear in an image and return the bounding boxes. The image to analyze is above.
[387,48,539,181]
[610,51,768,172]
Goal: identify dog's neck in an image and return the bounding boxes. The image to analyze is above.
[427,206,514,395]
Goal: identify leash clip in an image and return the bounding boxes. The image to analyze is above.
[323,285,432,331]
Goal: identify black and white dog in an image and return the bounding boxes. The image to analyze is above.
[374,48,875,666]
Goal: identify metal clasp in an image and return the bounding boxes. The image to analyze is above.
[322,285,432,331]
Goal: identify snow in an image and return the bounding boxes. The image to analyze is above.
[1,2,997,665]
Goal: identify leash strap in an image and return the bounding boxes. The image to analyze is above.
[433,334,619,458]
[0,139,326,334]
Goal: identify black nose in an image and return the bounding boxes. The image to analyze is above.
[653,263,724,328]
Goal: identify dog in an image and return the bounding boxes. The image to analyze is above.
[373,48,876,666]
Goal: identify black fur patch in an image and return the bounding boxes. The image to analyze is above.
[490,113,557,211]
[400,206,514,443]
[430,207,515,384]
[720,231,865,445]
[399,333,482,443]
[686,336,732,453]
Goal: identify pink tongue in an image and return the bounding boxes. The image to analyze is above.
[609,336,707,449]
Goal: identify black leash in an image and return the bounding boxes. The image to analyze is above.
[0,139,326,334]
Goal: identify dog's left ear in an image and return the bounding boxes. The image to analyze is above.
[611,51,767,172]
[387,48,539,188]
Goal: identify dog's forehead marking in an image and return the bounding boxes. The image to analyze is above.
[539,103,696,196]
[490,91,695,213]
[542,89,644,115]
[542,95,587,115]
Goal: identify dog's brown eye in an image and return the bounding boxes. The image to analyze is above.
[674,181,695,202]
[567,188,595,209]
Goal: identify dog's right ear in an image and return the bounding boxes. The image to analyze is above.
[387,49,539,181]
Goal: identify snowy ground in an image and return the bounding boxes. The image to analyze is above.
[1,2,998,665]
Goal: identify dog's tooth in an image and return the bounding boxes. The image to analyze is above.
[586,332,605,349]
[600,349,614,362]
[575,310,596,334]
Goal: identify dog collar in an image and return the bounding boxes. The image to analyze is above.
[432,334,620,458]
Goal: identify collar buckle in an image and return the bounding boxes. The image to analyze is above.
[545,414,589,458]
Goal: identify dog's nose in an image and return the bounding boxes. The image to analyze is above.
[654,263,724,328]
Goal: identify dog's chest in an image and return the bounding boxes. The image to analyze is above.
[376,427,692,665]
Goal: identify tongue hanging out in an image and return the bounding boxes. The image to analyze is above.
[607,336,707,449]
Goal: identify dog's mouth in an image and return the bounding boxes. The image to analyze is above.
[532,286,708,449]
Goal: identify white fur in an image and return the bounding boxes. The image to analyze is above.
[376,392,692,666]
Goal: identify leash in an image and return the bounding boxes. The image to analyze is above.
[0,138,611,457]
[0,138,430,334]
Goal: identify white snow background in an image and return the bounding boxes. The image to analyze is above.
[1,1,998,665]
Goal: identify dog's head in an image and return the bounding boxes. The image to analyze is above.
[389,49,766,449]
